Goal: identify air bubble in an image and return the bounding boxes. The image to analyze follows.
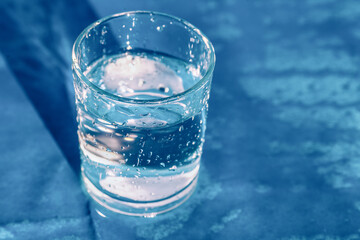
[179,125,184,132]
[140,113,150,117]
[158,84,169,93]
[156,25,165,32]
[160,162,165,167]
[169,165,177,171]
[138,80,145,87]
[101,26,107,35]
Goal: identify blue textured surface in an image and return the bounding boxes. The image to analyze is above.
[0,55,94,239]
[2,0,360,239]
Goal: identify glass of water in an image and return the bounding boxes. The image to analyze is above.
[72,11,215,217]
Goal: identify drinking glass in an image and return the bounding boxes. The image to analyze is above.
[72,11,215,217]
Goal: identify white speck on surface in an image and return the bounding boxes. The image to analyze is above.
[210,209,242,233]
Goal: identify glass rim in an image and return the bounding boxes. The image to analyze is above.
[72,10,215,105]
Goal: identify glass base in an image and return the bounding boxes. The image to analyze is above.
[81,172,198,217]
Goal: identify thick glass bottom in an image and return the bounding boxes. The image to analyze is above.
[81,172,198,217]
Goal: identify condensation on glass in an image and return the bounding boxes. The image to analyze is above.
[72,11,215,217]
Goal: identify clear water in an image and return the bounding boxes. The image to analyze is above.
[78,51,205,204]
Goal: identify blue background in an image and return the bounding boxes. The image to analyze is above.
[2,0,360,239]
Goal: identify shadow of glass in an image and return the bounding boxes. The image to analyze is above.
[0,0,98,174]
